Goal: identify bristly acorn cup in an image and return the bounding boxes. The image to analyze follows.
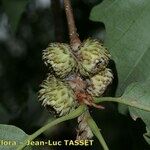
[38,74,78,117]
[43,43,77,78]
[38,37,113,117]
[78,38,111,77]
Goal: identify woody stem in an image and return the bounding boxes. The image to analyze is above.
[64,0,81,51]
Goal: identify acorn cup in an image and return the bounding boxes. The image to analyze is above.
[43,43,76,78]
[38,75,78,117]
[78,38,111,77]
[39,38,113,117]
[87,68,113,97]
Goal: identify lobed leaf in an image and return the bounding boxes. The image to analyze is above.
[122,81,150,144]
[90,0,150,95]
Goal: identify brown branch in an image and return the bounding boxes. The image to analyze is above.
[64,0,81,51]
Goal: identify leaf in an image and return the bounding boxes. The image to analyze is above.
[2,0,29,33]
[118,103,128,115]
[144,132,150,144]
[0,124,31,150]
[90,0,150,95]
[122,81,150,144]
[94,81,150,144]
[16,105,86,150]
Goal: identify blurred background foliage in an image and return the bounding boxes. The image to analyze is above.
[0,0,149,149]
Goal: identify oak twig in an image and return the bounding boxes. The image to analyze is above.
[64,0,81,51]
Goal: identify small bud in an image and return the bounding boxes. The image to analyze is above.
[87,68,113,97]
[38,75,78,116]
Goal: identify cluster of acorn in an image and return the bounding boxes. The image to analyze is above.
[38,38,113,117]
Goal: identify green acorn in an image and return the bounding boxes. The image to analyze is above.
[43,43,76,78]
[38,74,78,116]
[78,38,111,77]
[87,68,113,97]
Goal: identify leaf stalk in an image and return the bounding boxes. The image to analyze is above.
[16,105,86,150]
[95,97,150,112]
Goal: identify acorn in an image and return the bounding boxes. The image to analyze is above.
[38,74,78,116]
[78,38,111,77]
[87,68,113,97]
[43,43,76,78]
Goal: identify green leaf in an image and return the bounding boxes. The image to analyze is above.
[0,124,31,150]
[123,82,150,144]
[144,132,150,144]
[95,81,150,144]
[90,0,150,95]
[2,0,29,33]
[16,105,86,150]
